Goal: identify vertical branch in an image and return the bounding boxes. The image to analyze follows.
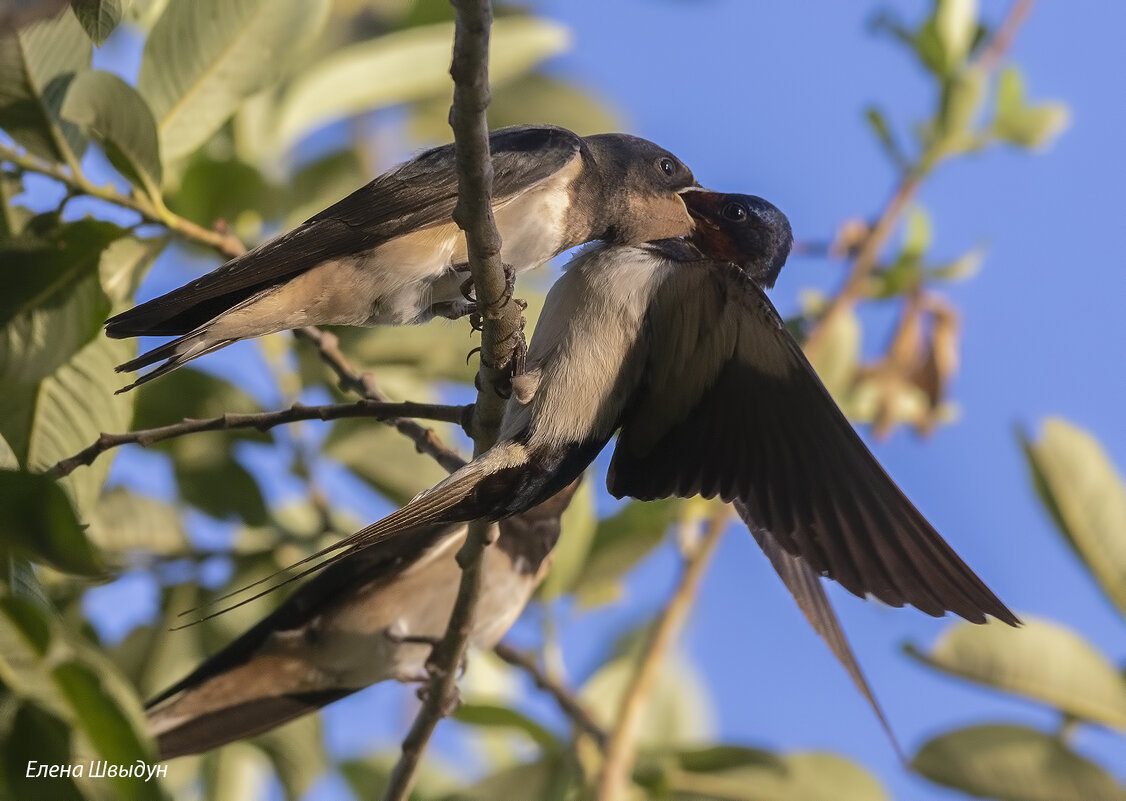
[596,509,731,801]
[382,1,522,799]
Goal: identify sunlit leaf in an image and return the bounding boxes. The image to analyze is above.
[60,69,163,194]
[0,7,90,161]
[454,703,561,753]
[443,755,570,801]
[0,469,102,574]
[992,67,1070,150]
[937,68,985,147]
[863,105,908,170]
[906,617,1126,732]
[912,724,1126,801]
[98,235,168,305]
[1021,419,1126,617]
[933,0,977,72]
[581,650,714,747]
[138,0,331,162]
[249,712,328,801]
[70,0,122,45]
[86,486,190,557]
[569,499,680,607]
[0,333,134,514]
[266,17,570,157]
[325,418,451,506]
[803,305,860,407]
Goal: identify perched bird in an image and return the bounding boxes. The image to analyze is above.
[106,124,698,389]
[235,189,1017,628]
[147,485,576,759]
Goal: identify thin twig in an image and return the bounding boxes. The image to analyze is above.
[596,510,731,801]
[49,400,471,478]
[493,642,608,750]
[803,0,1035,357]
[0,143,244,258]
[382,1,520,798]
[295,327,468,474]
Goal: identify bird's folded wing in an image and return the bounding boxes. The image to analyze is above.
[608,266,1016,624]
[106,125,582,337]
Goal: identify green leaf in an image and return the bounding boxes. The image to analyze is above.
[410,73,620,145]
[167,152,273,227]
[0,586,158,801]
[0,8,90,162]
[937,68,985,147]
[803,304,860,407]
[933,0,978,72]
[266,17,570,157]
[0,333,135,514]
[87,486,190,557]
[325,419,452,506]
[98,235,168,305]
[249,712,328,800]
[1022,419,1126,618]
[569,499,680,607]
[658,750,889,801]
[1,702,85,801]
[928,245,985,283]
[454,703,560,753]
[282,149,363,226]
[537,476,596,600]
[912,724,1126,801]
[0,469,102,575]
[581,651,714,748]
[0,219,125,383]
[174,440,268,525]
[70,0,122,45]
[992,67,1070,150]
[443,756,570,801]
[863,105,908,170]
[138,0,331,163]
[906,617,1126,732]
[60,69,163,194]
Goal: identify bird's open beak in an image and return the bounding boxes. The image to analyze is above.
[678,187,725,230]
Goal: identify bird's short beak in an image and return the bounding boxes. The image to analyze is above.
[679,187,726,228]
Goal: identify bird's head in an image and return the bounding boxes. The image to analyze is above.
[681,190,793,288]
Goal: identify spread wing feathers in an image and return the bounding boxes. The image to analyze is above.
[608,266,1017,625]
[105,125,583,338]
[748,520,903,761]
[153,689,352,760]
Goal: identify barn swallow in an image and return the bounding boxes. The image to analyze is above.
[229,190,1016,630]
[147,484,576,759]
[106,124,698,390]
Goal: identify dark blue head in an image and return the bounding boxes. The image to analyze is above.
[681,191,793,288]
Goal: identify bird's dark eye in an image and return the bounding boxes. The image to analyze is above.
[658,157,675,177]
[722,202,748,222]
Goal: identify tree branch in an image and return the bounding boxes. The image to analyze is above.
[382,1,521,798]
[0,143,244,258]
[493,642,608,750]
[803,0,1035,358]
[49,400,471,478]
[294,327,468,474]
[596,509,731,801]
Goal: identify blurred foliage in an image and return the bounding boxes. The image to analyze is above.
[0,0,1109,800]
[906,417,1126,799]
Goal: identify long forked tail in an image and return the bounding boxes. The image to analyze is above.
[114,332,238,393]
[176,466,488,626]
[747,517,904,762]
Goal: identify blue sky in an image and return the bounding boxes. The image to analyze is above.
[71,1,1126,799]
[520,1,1126,798]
